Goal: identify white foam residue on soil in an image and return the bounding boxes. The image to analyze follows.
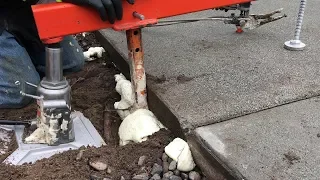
[114,73,135,120]
[25,111,63,145]
[83,47,105,61]
[113,73,166,146]
[164,138,196,172]
[25,124,47,144]
[118,109,165,146]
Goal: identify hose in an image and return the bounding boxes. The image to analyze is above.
[0,120,31,126]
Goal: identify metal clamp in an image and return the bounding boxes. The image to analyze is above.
[146,8,286,30]
[238,8,287,30]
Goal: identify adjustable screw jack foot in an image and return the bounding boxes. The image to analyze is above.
[284,0,307,51]
[284,40,306,51]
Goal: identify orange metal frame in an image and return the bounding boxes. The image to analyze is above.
[32,0,252,41]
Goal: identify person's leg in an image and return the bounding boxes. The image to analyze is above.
[31,35,85,76]
[0,30,40,108]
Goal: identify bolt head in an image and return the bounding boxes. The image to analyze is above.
[15,81,21,86]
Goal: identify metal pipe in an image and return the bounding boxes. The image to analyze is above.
[126,28,148,109]
[45,45,63,82]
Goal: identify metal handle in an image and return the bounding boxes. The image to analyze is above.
[15,81,43,100]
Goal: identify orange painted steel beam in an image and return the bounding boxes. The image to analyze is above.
[32,0,252,40]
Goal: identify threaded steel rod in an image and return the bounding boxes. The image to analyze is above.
[294,0,306,40]
[284,0,307,51]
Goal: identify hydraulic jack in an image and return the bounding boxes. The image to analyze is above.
[15,38,73,146]
[36,41,73,145]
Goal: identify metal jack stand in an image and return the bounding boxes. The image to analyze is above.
[284,0,307,51]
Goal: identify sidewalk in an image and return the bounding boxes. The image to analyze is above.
[196,97,320,180]
[99,0,320,129]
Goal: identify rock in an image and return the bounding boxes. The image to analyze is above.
[90,174,104,180]
[173,169,180,176]
[139,166,146,172]
[189,171,201,180]
[138,156,147,166]
[156,158,163,166]
[162,153,169,162]
[163,161,169,173]
[169,175,182,180]
[150,174,161,180]
[168,157,173,164]
[76,150,84,161]
[163,171,174,178]
[121,176,125,180]
[103,178,111,180]
[180,173,188,179]
[151,163,163,175]
[132,173,149,180]
[89,160,107,171]
[107,167,112,174]
[169,161,177,171]
[139,166,147,173]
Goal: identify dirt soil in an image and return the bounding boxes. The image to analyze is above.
[0,33,173,180]
[0,130,17,163]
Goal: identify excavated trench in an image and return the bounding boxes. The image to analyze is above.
[0,33,207,180]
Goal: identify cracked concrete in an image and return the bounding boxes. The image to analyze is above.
[195,96,320,180]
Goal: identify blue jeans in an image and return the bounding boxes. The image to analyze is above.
[0,30,84,108]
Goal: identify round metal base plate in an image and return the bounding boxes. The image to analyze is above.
[284,40,306,51]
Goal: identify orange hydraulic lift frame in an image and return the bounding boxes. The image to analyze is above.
[32,0,252,109]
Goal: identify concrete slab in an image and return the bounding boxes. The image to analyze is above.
[195,96,320,180]
[99,0,320,129]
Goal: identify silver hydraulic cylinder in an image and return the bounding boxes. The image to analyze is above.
[45,46,63,83]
